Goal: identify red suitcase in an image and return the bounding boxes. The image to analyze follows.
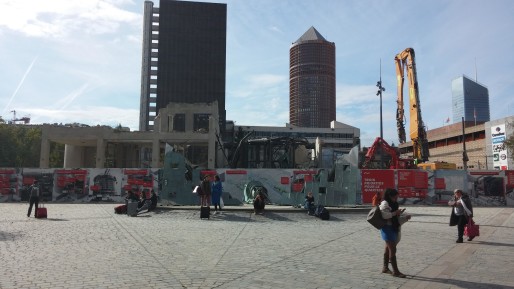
[36,207,47,219]
[114,204,127,214]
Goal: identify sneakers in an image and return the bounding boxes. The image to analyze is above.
[456,238,463,243]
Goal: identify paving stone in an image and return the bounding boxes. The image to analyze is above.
[0,204,513,288]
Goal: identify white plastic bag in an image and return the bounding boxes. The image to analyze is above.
[219,196,224,209]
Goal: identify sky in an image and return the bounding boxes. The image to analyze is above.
[1,0,514,147]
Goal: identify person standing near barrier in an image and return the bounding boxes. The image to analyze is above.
[200,176,212,207]
[211,175,223,214]
[27,180,40,217]
[449,189,473,243]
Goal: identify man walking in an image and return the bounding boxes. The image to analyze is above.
[27,180,40,217]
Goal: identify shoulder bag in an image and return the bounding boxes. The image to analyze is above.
[367,206,387,229]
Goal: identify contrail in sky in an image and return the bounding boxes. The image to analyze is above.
[2,56,38,115]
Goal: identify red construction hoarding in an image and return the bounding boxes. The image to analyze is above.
[361,170,395,203]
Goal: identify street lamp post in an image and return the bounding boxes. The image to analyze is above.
[377,59,385,140]
[376,59,386,168]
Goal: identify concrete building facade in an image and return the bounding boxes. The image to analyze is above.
[399,116,513,170]
[41,102,220,169]
[139,0,227,132]
[289,27,336,128]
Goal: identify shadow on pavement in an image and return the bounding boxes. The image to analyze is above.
[0,231,24,241]
[473,240,514,248]
[409,276,514,289]
[210,212,254,223]
[46,218,69,221]
[258,212,293,222]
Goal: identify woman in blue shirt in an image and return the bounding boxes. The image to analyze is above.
[211,175,223,214]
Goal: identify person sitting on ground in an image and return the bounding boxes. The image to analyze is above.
[148,190,158,211]
[304,191,315,215]
[138,190,148,209]
[125,190,138,202]
[253,191,266,214]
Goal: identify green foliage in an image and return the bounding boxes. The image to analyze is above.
[0,124,67,168]
[0,124,42,167]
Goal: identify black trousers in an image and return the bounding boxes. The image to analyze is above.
[456,214,468,239]
[28,196,39,217]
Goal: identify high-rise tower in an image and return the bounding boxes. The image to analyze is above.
[289,27,336,128]
[139,0,227,131]
[452,75,490,124]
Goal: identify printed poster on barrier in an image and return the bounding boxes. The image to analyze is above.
[491,124,508,170]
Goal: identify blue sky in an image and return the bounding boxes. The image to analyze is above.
[1,0,513,147]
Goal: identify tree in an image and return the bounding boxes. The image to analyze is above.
[0,124,41,167]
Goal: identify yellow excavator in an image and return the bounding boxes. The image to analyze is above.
[395,48,430,163]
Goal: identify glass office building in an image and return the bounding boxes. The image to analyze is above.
[139,0,227,131]
[452,75,490,124]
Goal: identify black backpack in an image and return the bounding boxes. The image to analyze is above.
[30,185,40,198]
[315,205,330,220]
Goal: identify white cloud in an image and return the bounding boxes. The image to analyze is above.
[0,0,140,38]
[27,105,139,130]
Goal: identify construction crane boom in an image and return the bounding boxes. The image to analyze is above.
[394,48,429,163]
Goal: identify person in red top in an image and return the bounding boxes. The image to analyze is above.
[372,191,382,206]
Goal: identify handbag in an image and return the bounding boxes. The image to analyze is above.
[464,217,480,237]
[367,206,387,229]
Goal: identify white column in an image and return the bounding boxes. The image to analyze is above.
[96,139,106,168]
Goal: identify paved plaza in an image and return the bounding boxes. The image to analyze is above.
[0,203,513,289]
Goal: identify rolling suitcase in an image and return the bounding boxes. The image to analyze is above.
[200,206,210,219]
[36,204,47,219]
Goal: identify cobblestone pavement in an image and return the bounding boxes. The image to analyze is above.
[1,204,513,289]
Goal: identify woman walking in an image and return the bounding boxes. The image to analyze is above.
[379,188,411,278]
[449,189,473,243]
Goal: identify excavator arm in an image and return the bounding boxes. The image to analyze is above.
[394,48,429,163]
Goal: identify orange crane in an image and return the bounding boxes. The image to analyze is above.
[395,48,429,163]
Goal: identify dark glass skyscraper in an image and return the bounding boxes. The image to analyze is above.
[289,27,336,128]
[139,0,227,131]
[452,75,490,124]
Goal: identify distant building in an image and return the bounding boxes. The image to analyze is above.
[289,27,336,128]
[233,121,359,168]
[399,115,514,170]
[40,102,220,169]
[139,0,227,132]
[452,75,490,124]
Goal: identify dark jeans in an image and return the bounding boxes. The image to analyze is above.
[254,199,265,213]
[28,196,39,217]
[456,214,468,239]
